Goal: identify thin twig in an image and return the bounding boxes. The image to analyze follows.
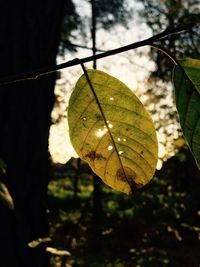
[0,23,197,87]
[150,44,178,65]
[150,43,195,83]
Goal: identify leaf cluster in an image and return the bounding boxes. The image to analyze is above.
[67,57,200,194]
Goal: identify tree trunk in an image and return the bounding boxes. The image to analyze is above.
[0,1,65,267]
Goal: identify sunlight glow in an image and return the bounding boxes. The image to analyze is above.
[49,121,78,163]
[96,128,108,138]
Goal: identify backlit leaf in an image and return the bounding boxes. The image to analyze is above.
[68,69,158,194]
[173,58,200,169]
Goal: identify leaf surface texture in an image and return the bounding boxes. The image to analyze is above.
[68,70,158,193]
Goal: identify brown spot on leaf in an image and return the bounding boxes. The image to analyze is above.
[116,167,142,191]
[116,167,136,183]
[85,151,104,161]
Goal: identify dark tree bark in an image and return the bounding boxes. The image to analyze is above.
[0,1,65,267]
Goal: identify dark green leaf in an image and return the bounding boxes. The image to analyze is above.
[173,58,200,169]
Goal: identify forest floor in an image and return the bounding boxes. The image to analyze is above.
[47,171,200,267]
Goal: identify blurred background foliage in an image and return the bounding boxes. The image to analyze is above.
[48,147,200,267]
[137,0,200,79]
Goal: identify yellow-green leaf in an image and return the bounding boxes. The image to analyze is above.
[173,58,200,169]
[68,69,158,194]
